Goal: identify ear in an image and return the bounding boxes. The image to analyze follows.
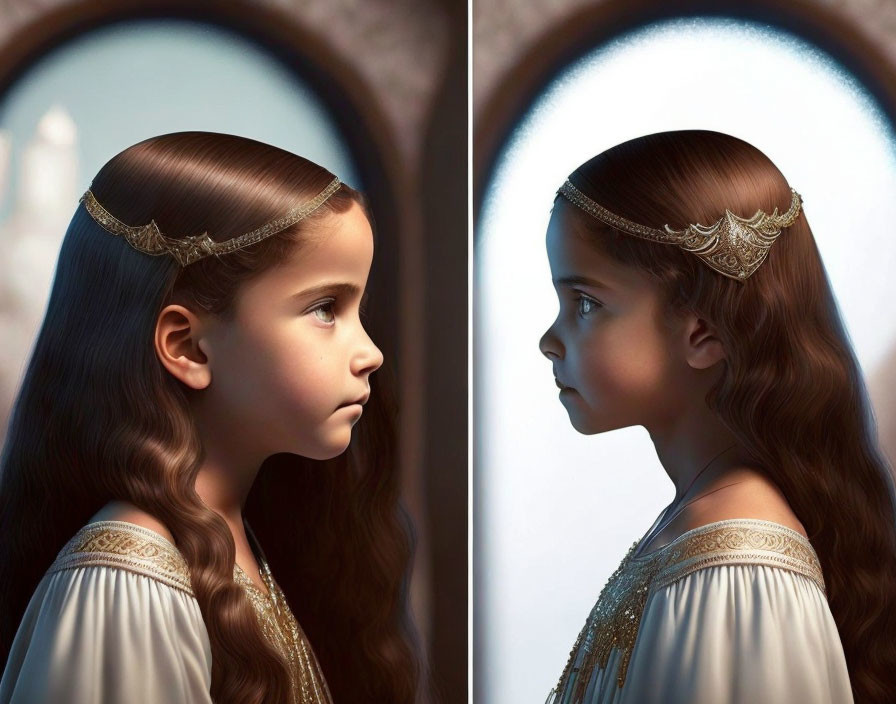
[681,314,726,370]
[154,304,213,390]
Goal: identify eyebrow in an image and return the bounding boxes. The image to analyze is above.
[553,275,613,291]
[290,282,364,301]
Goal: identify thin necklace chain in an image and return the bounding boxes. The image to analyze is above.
[673,442,739,504]
[636,442,740,555]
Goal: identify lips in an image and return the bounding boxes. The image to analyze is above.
[554,376,573,391]
[338,393,370,408]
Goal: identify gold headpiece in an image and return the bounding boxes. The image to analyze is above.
[79,176,342,266]
[557,179,803,281]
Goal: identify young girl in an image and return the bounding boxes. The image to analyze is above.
[539,130,896,703]
[0,131,420,703]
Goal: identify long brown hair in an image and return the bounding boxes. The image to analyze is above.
[559,129,896,702]
[0,131,421,703]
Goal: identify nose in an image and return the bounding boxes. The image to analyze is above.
[539,320,564,360]
[353,330,384,377]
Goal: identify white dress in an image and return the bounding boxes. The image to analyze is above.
[0,520,332,704]
[545,518,854,704]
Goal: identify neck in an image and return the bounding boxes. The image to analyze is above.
[648,402,755,503]
[190,393,266,531]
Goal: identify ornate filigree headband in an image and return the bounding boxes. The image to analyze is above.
[557,179,803,281]
[79,176,342,266]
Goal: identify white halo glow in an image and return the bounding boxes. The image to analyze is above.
[476,16,896,703]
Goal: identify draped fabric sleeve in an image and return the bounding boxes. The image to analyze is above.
[617,563,854,704]
[0,521,213,704]
[546,519,854,704]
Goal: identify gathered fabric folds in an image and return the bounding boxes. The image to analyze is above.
[0,519,332,704]
[546,518,854,704]
[0,560,213,703]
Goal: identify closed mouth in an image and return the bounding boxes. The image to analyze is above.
[339,394,370,409]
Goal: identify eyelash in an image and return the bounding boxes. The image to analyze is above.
[574,292,602,318]
[310,299,337,324]
[308,293,369,325]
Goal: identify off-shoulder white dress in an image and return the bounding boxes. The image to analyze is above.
[0,519,332,704]
[545,518,853,704]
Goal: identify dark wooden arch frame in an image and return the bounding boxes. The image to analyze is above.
[473,2,896,701]
[473,0,896,226]
[1,3,474,702]
[0,1,405,367]
[0,0,431,688]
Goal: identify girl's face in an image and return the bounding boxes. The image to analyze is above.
[199,201,383,461]
[538,203,690,435]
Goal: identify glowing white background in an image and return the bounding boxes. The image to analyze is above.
[475,17,896,703]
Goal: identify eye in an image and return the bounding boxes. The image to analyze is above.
[310,299,336,324]
[576,293,602,318]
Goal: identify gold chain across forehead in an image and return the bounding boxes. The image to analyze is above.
[79,176,342,267]
[557,179,803,281]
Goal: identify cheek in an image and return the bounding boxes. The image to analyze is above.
[260,335,339,415]
[218,326,336,421]
[576,318,673,402]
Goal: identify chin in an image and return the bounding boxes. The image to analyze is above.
[318,429,356,459]
[300,441,350,461]
[567,410,616,436]
[570,420,603,435]
[286,416,359,459]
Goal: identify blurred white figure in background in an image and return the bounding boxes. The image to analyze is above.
[0,105,79,442]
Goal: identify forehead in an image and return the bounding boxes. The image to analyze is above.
[276,201,373,280]
[545,201,644,292]
[236,201,373,304]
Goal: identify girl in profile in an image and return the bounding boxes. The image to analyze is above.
[0,131,420,703]
[539,130,896,703]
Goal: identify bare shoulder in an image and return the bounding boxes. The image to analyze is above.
[684,469,808,538]
[88,500,176,544]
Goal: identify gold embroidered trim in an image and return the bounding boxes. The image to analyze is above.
[234,563,333,704]
[651,520,824,593]
[47,520,193,595]
[548,519,825,703]
[48,520,332,703]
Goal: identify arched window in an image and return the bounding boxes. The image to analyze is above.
[475,15,896,703]
[0,2,469,695]
[0,17,359,435]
